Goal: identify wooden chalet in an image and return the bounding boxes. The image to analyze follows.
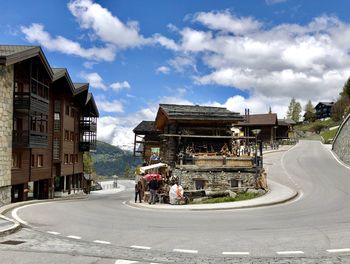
[0,45,98,203]
[133,104,265,192]
[238,113,278,143]
[315,102,334,119]
[277,119,296,140]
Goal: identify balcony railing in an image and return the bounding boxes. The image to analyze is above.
[79,141,97,152]
[13,130,29,147]
[80,120,97,132]
[14,92,49,114]
[12,130,48,148]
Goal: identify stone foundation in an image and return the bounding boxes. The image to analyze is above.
[0,65,14,205]
[173,168,256,191]
[0,186,11,206]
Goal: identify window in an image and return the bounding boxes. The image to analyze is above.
[194,179,206,190]
[230,179,239,188]
[75,154,79,163]
[71,109,75,118]
[12,153,21,169]
[54,113,60,120]
[70,132,75,141]
[31,115,37,131]
[31,154,35,167]
[64,154,69,164]
[65,105,70,116]
[37,155,43,167]
[70,154,74,164]
[64,130,69,140]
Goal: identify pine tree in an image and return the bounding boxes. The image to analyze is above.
[286,98,302,123]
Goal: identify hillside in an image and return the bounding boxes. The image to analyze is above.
[91,140,142,177]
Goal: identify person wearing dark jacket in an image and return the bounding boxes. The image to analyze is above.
[135,180,143,203]
[148,177,158,204]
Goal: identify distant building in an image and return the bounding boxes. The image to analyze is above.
[315,102,334,120]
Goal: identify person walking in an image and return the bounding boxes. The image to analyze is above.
[148,176,158,204]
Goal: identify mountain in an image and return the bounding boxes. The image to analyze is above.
[91,140,141,177]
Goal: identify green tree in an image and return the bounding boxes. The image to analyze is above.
[83,152,95,175]
[341,77,350,98]
[303,100,316,123]
[124,164,132,178]
[286,98,302,123]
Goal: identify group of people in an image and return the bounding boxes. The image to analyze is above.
[134,175,186,205]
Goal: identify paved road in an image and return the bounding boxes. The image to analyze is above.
[4,140,350,263]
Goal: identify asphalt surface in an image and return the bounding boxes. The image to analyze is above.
[2,140,350,263]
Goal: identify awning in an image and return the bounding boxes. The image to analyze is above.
[140,162,167,173]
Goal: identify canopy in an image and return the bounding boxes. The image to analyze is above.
[143,173,162,181]
[140,162,167,173]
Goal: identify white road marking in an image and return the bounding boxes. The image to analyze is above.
[93,240,111,245]
[130,245,151,250]
[173,248,198,254]
[115,260,138,264]
[222,251,250,255]
[67,235,81,240]
[327,248,350,253]
[276,251,304,255]
[47,231,60,235]
[11,207,29,225]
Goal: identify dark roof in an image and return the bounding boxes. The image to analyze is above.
[315,102,334,108]
[158,104,243,121]
[84,93,99,117]
[239,113,278,126]
[0,45,53,78]
[74,83,89,95]
[133,121,158,134]
[278,118,296,126]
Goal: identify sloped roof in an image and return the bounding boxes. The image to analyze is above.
[315,102,334,108]
[0,45,53,79]
[84,93,99,117]
[158,104,242,121]
[133,121,158,134]
[239,113,278,126]
[74,83,89,95]
[278,118,296,126]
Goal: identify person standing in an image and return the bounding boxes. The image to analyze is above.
[148,177,158,204]
[135,179,143,203]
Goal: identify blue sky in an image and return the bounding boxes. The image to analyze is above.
[1,0,350,148]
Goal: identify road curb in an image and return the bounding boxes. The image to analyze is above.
[0,193,88,236]
[125,188,299,211]
[0,215,21,237]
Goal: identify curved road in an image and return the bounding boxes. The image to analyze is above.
[12,140,350,260]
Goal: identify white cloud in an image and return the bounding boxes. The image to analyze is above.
[193,10,262,34]
[110,81,131,91]
[159,12,350,105]
[79,72,107,90]
[21,23,116,62]
[96,97,124,113]
[68,0,148,48]
[156,66,170,74]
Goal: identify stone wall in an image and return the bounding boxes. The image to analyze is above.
[172,168,256,191]
[333,113,350,165]
[0,65,14,205]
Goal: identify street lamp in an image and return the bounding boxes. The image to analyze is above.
[251,129,261,180]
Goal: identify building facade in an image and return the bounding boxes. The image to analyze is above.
[134,104,265,192]
[315,102,334,119]
[0,45,98,204]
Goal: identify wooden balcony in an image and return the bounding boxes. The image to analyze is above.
[12,130,48,148]
[14,92,49,114]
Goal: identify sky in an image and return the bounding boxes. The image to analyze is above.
[1,0,350,149]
